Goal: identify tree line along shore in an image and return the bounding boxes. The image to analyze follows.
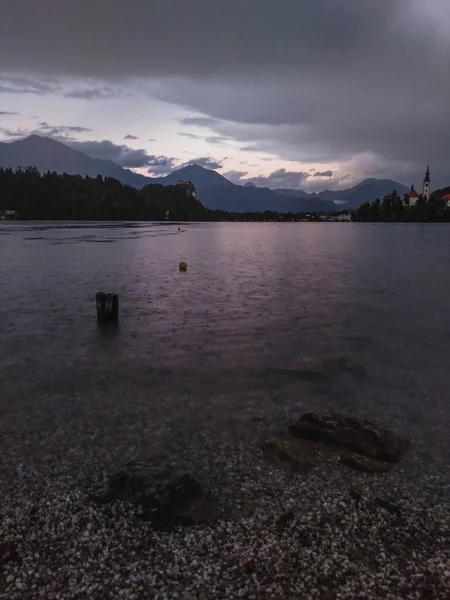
[2,167,450,223]
[0,166,342,222]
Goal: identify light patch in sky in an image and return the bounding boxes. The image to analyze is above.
[1,1,449,190]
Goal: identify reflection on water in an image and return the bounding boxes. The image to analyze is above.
[1,221,450,463]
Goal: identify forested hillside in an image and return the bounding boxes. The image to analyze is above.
[0,167,210,221]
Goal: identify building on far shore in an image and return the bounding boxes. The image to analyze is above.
[407,185,420,206]
[176,180,197,200]
[405,165,430,207]
[440,194,450,209]
[0,209,20,220]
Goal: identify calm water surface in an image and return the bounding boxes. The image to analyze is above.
[1,221,449,471]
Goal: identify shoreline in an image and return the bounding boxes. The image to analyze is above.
[1,221,450,599]
[1,454,449,599]
[1,384,449,599]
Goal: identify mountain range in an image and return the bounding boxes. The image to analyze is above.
[0,135,408,212]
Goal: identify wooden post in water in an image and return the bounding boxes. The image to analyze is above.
[95,292,119,324]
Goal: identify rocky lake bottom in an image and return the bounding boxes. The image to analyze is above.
[1,222,450,598]
[1,360,449,600]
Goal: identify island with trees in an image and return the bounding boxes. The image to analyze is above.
[352,188,450,222]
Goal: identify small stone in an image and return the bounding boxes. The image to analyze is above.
[277,510,294,529]
[341,452,391,473]
[263,438,315,472]
[350,488,363,502]
[374,497,402,516]
[0,542,19,565]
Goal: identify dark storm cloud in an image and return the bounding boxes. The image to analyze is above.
[146,156,179,175]
[313,170,334,178]
[0,1,417,78]
[0,127,31,139]
[222,170,249,183]
[0,122,91,142]
[64,87,117,99]
[224,167,336,189]
[38,122,91,134]
[0,74,120,99]
[240,145,268,153]
[0,75,60,95]
[204,135,230,146]
[232,169,310,189]
[179,131,230,146]
[179,132,201,140]
[180,117,220,128]
[124,134,138,140]
[68,139,177,172]
[1,1,450,185]
[179,157,223,170]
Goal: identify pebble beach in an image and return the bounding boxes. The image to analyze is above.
[1,366,449,600]
[1,222,450,598]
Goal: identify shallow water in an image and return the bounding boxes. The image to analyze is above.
[1,221,449,479]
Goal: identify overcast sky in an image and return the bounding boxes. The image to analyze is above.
[1,0,449,191]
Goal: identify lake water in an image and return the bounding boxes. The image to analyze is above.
[1,221,449,483]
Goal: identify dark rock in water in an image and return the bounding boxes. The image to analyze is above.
[263,438,315,472]
[289,413,403,461]
[374,497,402,516]
[341,452,391,473]
[90,461,218,528]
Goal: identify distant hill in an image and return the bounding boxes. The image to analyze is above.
[0,135,149,188]
[150,164,234,189]
[153,166,338,212]
[273,188,309,199]
[0,137,338,212]
[313,178,409,208]
[431,186,450,201]
[0,135,408,212]
[273,179,409,208]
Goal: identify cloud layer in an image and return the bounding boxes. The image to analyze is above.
[223,168,334,189]
[68,140,177,173]
[2,2,441,79]
[1,1,450,186]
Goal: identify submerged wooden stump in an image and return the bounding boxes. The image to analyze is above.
[95,292,119,324]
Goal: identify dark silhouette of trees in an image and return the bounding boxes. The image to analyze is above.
[0,167,349,222]
[0,167,211,221]
[352,188,450,222]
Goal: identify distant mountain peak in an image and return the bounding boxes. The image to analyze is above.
[244,181,257,188]
[155,163,234,188]
[188,163,214,170]
[0,134,149,188]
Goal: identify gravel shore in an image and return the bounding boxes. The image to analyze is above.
[1,366,449,599]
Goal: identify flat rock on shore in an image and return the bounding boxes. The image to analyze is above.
[289,412,403,462]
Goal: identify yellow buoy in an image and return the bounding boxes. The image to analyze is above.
[179,261,187,271]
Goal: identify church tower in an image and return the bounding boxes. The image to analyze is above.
[423,165,430,201]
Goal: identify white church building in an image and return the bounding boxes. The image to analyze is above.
[406,165,430,206]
